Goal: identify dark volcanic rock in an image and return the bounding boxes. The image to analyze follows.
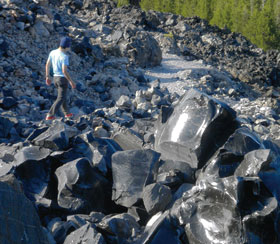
[114,26,162,68]
[143,183,172,215]
[138,211,182,244]
[97,213,140,242]
[55,157,110,213]
[0,96,17,109]
[172,176,246,244]
[64,223,106,244]
[155,88,238,169]
[112,127,144,150]
[198,127,265,179]
[0,181,49,244]
[32,121,78,150]
[234,149,273,177]
[0,116,15,138]
[112,149,160,208]
[13,146,52,201]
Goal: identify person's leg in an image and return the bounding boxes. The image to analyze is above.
[47,77,66,117]
[60,77,70,116]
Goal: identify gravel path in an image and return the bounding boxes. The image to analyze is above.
[144,53,213,96]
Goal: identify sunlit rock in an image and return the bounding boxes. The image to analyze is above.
[155,88,238,169]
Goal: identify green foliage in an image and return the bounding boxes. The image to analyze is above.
[129,0,280,50]
[164,32,174,38]
[116,0,130,7]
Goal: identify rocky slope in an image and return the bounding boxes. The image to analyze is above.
[1,0,280,244]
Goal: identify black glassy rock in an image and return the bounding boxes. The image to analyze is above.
[0,97,17,109]
[0,181,49,244]
[198,127,265,179]
[111,149,160,208]
[55,157,110,214]
[68,131,122,175]
[13,146,52,200]
[32,121,78,150]
[143,183,172,215]
[137,211,183,244]
[0,116,15,138]
[155,88,238,169]
[97,213,140,242]
[172,176,246,244]
[235,149,273,177]
[64,223,106,244]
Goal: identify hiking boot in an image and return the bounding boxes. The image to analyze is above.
[46,115,55,120]
[65,113,74,118]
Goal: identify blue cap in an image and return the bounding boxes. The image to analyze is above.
[60,36,71,48]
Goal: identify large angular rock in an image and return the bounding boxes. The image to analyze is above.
[155,89,238,169]
[55,157,110,213]
[0,96,17,109]
[97,213,141,241]
[238,177,279,243]
[118,29,162,68]
[112,127,144,150]
[198,127,265,179]
[172,176,246,244]
[69,131,122,175]
[235,149,273,177]
[242,196,279,244]
[0,116,15,138]
[13,146,52,200]
[143,183,172,215]
[0,181,49,244]
[258,156,280,204]
[112,149,160,207]
[63,223,106,244]
[137,211,182,244]
[32,121,78,150]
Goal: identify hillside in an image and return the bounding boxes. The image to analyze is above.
[1,0,280,244]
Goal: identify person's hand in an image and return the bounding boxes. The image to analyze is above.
[46,77,52,86]
[70,81,76,89]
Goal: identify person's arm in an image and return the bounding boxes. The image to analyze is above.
[45,57,52,86]
[62,64,76,89]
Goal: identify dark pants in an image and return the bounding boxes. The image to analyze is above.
[48,76,69,116]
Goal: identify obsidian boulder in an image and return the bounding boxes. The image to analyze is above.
[0,116,15,138]
[32,121,78,150]
[0,181,49,244]
[97,213,140,242]
[13,146,52,201]
[0,96,17,109]
[55,157,110,213]
[64,223,106,244]
[143,183,172,215]
[155,88,238,169]
[111,149,160,208]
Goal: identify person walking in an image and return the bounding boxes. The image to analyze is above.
[45,36,76,120]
